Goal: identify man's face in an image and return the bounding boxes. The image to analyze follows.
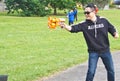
[84,7,95,20]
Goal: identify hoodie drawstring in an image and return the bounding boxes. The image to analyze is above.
[94,21,97,38]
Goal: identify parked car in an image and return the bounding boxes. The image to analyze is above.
[113,0,120,5]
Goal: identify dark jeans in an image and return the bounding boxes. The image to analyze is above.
[85,51,115,81]
[74,14,77,21]
[69,20,74,25]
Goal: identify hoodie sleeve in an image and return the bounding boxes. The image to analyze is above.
[70,22,84,33]
[107,20,116,36]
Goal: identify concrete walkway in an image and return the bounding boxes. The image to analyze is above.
[42,51,120,81]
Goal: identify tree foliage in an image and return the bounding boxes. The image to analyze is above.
[5,0,51,16]
[92,0,111,9]
[46,0,76,15]
[5,0,111,16]
[73,0,92,6]
[74,0,111,9]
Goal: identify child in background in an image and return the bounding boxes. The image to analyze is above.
[67,9,75,25]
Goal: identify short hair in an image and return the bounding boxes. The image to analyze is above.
[85,3,96,11]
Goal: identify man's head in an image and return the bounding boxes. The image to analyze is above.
[84,3,96,20]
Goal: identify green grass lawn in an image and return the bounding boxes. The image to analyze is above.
[0,9,120,81]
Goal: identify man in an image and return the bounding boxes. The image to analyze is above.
[60,3,119,81]
[73,7,78,21]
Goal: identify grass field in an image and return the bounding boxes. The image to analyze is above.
[0,9,120,81]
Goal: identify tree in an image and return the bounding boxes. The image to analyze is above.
[92,0,111,9]
[5,0,51,16]
[46,0,76,15]
[74,0,111,9]
[73,0,92,6]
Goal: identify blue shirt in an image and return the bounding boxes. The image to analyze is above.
[67,12,75,21]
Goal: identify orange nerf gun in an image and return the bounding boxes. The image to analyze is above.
[48,17,65,29]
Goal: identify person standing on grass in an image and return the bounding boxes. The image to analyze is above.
[67,9,75,25]
[73,7,78,21]
[60,3,119,81]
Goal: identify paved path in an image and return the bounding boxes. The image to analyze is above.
[42,51,120,81]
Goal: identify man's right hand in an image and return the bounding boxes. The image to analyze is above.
[59,22,72,31]
[114,32,119,38]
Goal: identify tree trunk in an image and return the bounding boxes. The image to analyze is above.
[53,7,57,15]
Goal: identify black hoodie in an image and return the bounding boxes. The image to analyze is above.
[70,16,116,53]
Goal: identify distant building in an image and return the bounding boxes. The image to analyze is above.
[0,0,6,12]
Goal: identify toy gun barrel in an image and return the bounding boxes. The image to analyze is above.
[48,17,65,29]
